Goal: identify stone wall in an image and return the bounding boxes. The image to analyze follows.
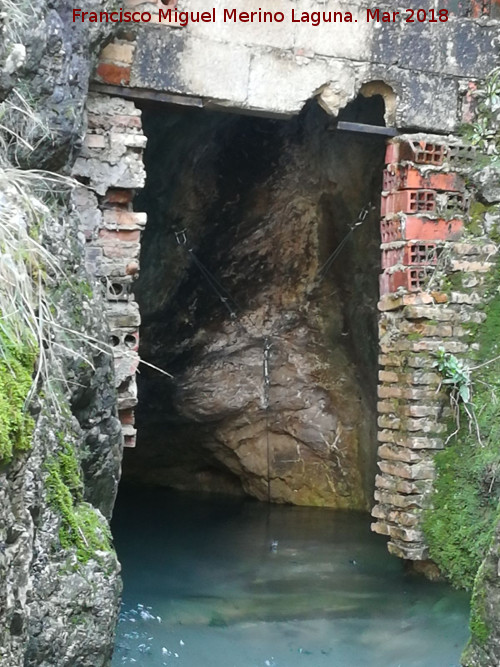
[72,93,148,448]
[371,135,499,560]
[90,0,498,129]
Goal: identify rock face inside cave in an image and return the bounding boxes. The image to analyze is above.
[124,100,385,509]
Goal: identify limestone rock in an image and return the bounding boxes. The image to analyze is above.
[127,102,384,510]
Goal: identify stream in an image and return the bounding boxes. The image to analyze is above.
[112,487,470,667]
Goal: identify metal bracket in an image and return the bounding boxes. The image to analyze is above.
[336,121,399,137]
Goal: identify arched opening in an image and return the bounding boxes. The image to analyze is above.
[121,96,387,509]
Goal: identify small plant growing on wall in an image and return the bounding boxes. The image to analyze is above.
[434,347,471,403]
[433,347,480,444]
[462,66,500,159]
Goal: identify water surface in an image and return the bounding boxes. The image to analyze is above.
[112,488,469,667]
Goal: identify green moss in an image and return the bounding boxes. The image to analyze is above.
[407,332,422,341]
[467,201,488,237]
[45,441,111,563]
[423,281,500,590]
[441,271,464,294]
[469,568,491,645]
[0,326,36,462]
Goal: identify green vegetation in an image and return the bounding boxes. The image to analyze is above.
[45,440,111,563]
[469,562,491,645]
[461,66,500,160]
[424,281,500,590]
[0,325,36,462]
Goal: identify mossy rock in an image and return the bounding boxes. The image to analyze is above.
[0,326,36,462]
[423,276,500,590]
[45,440,112,563]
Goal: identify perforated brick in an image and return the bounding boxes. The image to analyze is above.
[380,217,403,243]
[383,166,465,193]
[381,190,437,217]
[381,243,438,269]
[380,267,435,295]
[385,140,447,166]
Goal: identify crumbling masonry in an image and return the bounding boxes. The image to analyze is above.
[72,94,147,448]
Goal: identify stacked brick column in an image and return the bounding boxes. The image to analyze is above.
[371,135,497,560]
[72,93,147,448]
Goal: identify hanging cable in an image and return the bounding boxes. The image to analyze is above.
[316,203,371,283]
[263,337,272,504]
[174,229,240,320]
[173,205,371,507]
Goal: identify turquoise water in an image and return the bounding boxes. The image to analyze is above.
[112,488,470,667]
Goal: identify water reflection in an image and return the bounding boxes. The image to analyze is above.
[112,488,469,666]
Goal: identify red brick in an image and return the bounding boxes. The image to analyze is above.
[405,216,464,240]
[104,189,135,205]
[385,142,399,165]
[381,242,438,269]
[99,229,141,242]
[470,0,490,16]
[119,409,135,425]
[383,165,465,193]
[125,261,140,276]
[381,190,436,217]
[380,216,464,243]
[380,267,435,295]
[385,140,447,166]
[96,63,131,86]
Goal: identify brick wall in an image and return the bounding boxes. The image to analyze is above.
[72,93,147,448]
[372,135,498,560]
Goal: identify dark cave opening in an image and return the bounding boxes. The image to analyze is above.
[122,97,386,510]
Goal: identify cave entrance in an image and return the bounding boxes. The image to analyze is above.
[122,95,387,510]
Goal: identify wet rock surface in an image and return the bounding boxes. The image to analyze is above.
[128,101,384,509]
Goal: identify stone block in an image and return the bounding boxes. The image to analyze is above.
[377,443,423,463]
[377,431,444,449]
[100,41,135,65]
[378,292,434,311]
[131,30,251,105]
[184,0,296,51]
[109,132,148,149]
[103,210,147,229]
[378,414,401,430]
[378,460,435,481]
[378,370,399,383]
[101,242,140,260]
[387,541,429,560]
[375,472,432,495]
[84,133,107,149]
[450,260,495,273]
[371,504,422,527]
[293,3,371,61]
[106,301,141,328]
[402,305,455,321]
[88,113,143,131]
[371,520,425,543]
[248,52,356,116]
[377,384,442,400]
[374,489,428,509]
